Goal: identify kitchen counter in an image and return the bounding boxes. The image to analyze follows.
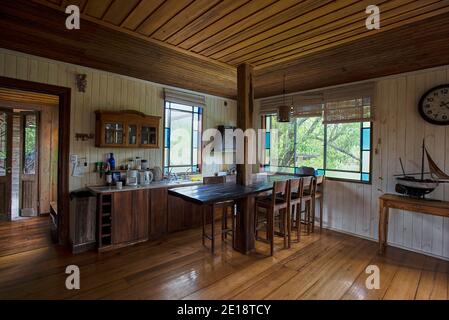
[88,179,203,194]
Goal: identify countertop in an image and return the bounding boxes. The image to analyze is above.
[88,179,203,194]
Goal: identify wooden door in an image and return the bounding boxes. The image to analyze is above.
[112,191,133,244]
[20,112,39,216]
[0,109,13,220]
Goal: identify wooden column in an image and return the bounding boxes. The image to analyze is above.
[236,63,254,186]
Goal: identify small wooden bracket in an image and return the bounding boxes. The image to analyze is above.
[75,133,94,141]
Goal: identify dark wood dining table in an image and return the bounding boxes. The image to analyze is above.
[168,175,295,254]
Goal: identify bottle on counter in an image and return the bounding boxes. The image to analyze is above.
[108,153,116,171]
[141,159,149,170]
[135,157,142,170]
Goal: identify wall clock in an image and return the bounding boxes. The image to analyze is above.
[418,84,449,125]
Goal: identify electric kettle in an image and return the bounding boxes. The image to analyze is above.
[139,170,153,186]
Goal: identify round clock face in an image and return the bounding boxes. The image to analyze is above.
[419,84,449,125]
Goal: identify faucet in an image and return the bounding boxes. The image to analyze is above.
[168,168,178,182]
[183,167,192,180]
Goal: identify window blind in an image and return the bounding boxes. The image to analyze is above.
[164,88,206,108]
[259,82,374,123]
[322,83,374,124]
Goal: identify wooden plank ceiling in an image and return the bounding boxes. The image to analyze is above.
[2,0,449,98]
[35,0,449,69]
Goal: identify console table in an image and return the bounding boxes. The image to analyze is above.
[378,193,449,254]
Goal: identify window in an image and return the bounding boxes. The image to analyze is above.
[164,102,202,175]
[23,114,37,175]
[264,115,371,183]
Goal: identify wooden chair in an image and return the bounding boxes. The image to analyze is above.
[301,176,317,234]
[202,176,235,253]
[288,178,304,243]
[314,176,325,232]
[254,180,290,256]
[297,166,316,176]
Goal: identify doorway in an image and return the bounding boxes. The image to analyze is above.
[0,77,70,247]
[0,89,59,222]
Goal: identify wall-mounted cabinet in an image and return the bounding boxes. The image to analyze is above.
[95,110,160,148]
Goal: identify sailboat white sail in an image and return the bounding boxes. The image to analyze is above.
[426,148,449,182]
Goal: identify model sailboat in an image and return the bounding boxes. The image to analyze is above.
[395,139,449,198]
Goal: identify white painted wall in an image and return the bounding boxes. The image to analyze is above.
[0,48,237,191]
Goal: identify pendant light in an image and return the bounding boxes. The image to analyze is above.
[277,74,291,122]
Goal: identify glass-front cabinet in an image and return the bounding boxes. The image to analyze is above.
[95,110,160,148]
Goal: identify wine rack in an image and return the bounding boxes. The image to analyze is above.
[98,193,112,249]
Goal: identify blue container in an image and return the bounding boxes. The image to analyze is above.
[108,153,116,171]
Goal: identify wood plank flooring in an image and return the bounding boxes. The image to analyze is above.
[0,216,51,258]
[0,218,447,300]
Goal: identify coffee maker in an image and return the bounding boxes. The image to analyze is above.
[126,170,139,186]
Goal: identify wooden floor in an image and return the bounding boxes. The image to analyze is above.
[0,216,52,258]
[0,218,448,300]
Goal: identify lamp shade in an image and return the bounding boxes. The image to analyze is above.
[277,105,291,122]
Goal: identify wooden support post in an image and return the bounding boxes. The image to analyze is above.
[236,63,254,186]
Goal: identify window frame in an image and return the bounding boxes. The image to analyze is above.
[163,101,203,175]
[263,115,372,184]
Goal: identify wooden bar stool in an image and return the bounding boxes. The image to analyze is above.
[301,176,316,234]
[202,176,235,253]
[288,178,304,243]
[254,180,290,256]
[314,176,325,232]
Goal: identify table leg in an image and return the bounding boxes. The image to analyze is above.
[319,197,323,232]
[202,205,206,246]
[233,195,255,254]
[211,205,215,254]
[378,200,389,255]
[287,205,291,249]
[384,207,389,251]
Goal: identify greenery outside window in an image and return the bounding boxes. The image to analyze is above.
[264,115,371,183]
[164,102,202,175]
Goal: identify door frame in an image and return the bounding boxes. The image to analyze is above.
[0,108,13,220]
[0,76,71,245]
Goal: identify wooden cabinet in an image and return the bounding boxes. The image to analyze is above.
[95,185,205,251]
[112,192,133,244]
[167,194,204,233]
[149,188,167,239]
[95,110,160,148]
[111,190,149,246]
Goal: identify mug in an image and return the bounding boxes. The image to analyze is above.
[116,181,123,190]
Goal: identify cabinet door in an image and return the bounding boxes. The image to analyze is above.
[140,124,158,147]
[112,191,133,244]
[133,189,149,240]
[126,123,138,147]
[167,194,184,233]
[104,122,125,146]
[149,188,167,239]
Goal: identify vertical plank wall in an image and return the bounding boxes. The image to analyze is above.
[254,65,449,260]
[324,66,449,260]
[0,48,237,192]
